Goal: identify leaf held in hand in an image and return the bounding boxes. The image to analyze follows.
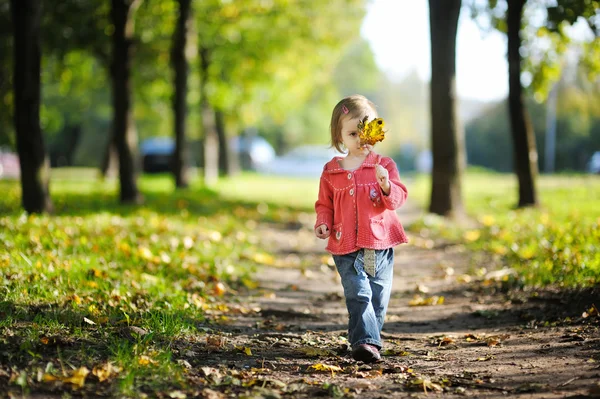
[358,116,386,146]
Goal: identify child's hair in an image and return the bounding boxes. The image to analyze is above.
[330,94,378,153]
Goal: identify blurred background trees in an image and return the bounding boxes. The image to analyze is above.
[1,0,599,213]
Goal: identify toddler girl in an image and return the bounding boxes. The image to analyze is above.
[314,94,408,363]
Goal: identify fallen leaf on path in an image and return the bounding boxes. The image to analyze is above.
[409,295,444,306]
[308,363,342,376]
[407,376,443,393]
[206,335,227,350]
[202,388,225,399]
[583,304,599,318]
[235,345,252,356]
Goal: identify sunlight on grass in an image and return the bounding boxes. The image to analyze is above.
[1,167,599,396]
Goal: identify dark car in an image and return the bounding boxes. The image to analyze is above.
[140,137,175,173]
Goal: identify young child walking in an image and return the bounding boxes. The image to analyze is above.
[314,94,408,363]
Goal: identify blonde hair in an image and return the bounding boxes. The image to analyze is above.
[330,94,378,153]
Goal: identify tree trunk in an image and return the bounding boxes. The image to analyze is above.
[215,108,232,175]
[110,0,142,203]
[10,0,53,214]
[199,47,218,185]
[507,0,538,207]
[428,0,465,218]
[170,0,191,188]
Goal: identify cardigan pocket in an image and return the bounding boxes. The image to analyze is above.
[369,216,385,240]
[333,222,343,242]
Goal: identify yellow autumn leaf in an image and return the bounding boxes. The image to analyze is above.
[138,246,154,261]
[409,295,444,306]
[308,363,342,375]
[358,116,386,146]
[138,355,158,366]
[62,367,90,388]
[463,230,481,242]
[92,362,122,382]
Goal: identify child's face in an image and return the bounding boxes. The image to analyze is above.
[340,115,370,157]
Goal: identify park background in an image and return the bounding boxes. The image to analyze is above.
[1,0,599,397]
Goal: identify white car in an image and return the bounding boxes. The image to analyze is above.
[587,151,600,174]
[0,149,20,180]
[257,145,345,178]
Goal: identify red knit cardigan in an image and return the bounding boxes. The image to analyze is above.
[314,151,409,255]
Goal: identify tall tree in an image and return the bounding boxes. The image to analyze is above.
[10,0,53,213]
[110,0,142,203]
[507,0,538,207]
[428,0,465,218]
[170,0,192,188]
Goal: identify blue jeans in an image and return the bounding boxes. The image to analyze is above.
[333,248,394,349]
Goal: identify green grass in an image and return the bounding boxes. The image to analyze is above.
[0,168,598,395]
[0,170,310,396]
[408,171,600,286]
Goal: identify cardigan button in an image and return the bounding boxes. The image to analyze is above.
[347,173,352,179]
[349,188,354,196]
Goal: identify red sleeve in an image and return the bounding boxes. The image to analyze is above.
[314,171,334,230]
[380,157,408,210]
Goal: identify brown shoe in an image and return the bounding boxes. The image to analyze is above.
[352,344,381,363]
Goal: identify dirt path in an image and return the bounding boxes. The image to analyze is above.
[190,202,600,398]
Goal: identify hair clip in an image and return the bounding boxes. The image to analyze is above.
[342,105,349,114]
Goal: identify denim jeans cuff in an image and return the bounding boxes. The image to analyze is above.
[353,338,382,350]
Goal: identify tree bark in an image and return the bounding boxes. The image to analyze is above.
[428,0,465,218]
[110,0,142,203]
[199,47,218,185]
[10,0,53,214]
[215,108,232,175]
[507,0,538,207]
[171,0,191,188]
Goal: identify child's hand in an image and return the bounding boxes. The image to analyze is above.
[375,164,390,195]
[315,224,330,239]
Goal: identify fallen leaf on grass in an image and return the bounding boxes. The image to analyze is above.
[92,362,122,382]
[42,367,90,388]
[168,390,187,399]
[138,355,158,366]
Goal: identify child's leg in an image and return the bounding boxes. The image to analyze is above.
[333,250,382,349]
[368,248,394,332]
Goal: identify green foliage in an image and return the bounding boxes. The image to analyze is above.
[409,172,600,287]
[466,71,600,173]
[466,0,600,102]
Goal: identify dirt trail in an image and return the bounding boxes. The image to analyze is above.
[195,201,599,398]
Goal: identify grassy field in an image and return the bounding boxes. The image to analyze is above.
[0,168,599,396]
